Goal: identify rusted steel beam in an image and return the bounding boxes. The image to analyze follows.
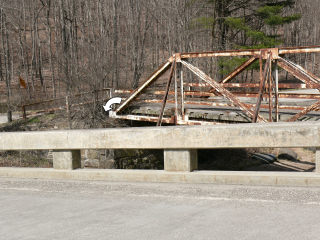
[179,46,320,59]
[269,57,320,123]
[157,61,175,126]
[141,97,236,108]
[268,56,273,122]
[234,92,320,100]
[181,60,266,122]
[174,61,179,123]
[180,64,185,120]
[221,57,257,83]
[115,89,320,100]
[186,92,320,99]
[279,46,320,54]
[184,83,209,87]
[112,113,221,125]
[113,114,175,124]
[258,48,279,60]
[287,100,320,122]
[277,58,320,89]
[177,119,221,125]
[116,60,171,113]
[114,89,133,94]
[135,98,315,111]
[282,58,320,83]
[184,100,239,108]
[253,54,270,122]
[116,89,213,97]
[180,49,260,59]
[274,60,279,122]
[184,82,309,89]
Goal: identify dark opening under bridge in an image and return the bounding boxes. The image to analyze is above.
[109,45,320,125]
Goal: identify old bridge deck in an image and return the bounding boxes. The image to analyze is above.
[114,93,320,124]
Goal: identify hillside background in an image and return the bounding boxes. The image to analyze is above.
[0,0,319,119]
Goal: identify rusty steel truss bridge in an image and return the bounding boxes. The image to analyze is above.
[109,46,320,125]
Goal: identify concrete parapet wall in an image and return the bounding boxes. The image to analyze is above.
[0,121,319,150]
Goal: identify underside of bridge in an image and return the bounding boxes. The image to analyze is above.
[110,46,320,125]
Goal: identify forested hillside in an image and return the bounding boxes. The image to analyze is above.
[0,0,319,121]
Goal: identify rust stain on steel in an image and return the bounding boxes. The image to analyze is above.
[253,54,270,122]
[139,98,313,111]
[185,82,309,89]
[182,100,313,111]
[277,58,320,89]
[184,100,239,108]
[181,49,261,59]
[287,100,320,122]
[157,60,176,126]
[268,55,273,122]
[114,113,175,124]
[180,45,320,59]
[277,57,320,121]
[221,57,257,83]
[185,91,320,99]
[177,119,221,125]
[116,60,171,113]
[279,45,320,54]
[234,92,320,100]
[257,48,279,60]
[283,58,320,83]
[181,60,266,122]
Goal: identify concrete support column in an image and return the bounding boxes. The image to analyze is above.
[164,149,198,172]
[53,150,81,170]
[316,148,320,173]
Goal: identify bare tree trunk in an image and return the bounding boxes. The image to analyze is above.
[112,0,118,88]
[30,2,36,92]
[1,9,12,122]
[44,0,56,98]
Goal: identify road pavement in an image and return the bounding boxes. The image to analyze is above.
[1,177,320,240]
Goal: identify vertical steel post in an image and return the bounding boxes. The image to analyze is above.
[253,53,270,123]
[180,63,185,120]
[275,60,279,122]
[174,60,178,124]
[268,57,272,122]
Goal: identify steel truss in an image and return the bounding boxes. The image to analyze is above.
[111,46,320,125]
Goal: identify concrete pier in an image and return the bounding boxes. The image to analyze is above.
[164,149,197,171]
[52,150,81,170]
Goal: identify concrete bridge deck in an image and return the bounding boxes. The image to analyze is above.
[1,177,320,240]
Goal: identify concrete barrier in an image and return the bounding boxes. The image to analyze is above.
[1,122,319,150]
[0,122,320,186]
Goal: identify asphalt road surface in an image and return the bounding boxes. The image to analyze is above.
[1,178,320,240]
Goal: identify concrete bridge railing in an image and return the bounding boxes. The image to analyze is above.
[0,121,320,173]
